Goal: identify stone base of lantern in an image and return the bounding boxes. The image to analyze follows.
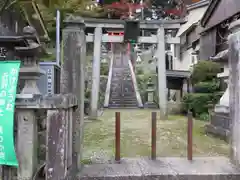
[205,107,230,141]
[144,101,158,108]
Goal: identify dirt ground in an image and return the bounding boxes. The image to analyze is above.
[82,109,229,163]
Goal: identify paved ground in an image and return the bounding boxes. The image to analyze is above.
[83,109,229,163]
[79,157,240,180]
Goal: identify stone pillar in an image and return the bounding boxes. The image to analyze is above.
[175,90,181,102]
[156,27,167,119]
[90,27,102,119]
[182,79,188,95]
[15,26,45,179]
[175,44,180,60]
[62,16,86,170]
[228,19,240,167]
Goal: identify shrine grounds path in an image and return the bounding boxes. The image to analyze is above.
[82,109,229,164]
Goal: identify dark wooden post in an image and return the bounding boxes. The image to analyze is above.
[187,111,193,161]
[115,112,121,162]
[151,112,157,160]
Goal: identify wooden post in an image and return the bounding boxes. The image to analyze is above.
[151,112,157,160]
[187,111,193,161]
[115,112,121,162]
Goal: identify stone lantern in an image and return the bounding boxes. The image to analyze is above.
[144,77,157,108]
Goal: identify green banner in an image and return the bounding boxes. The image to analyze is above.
[0,61,20,167]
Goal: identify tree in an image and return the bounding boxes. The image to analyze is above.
[191,61,222,85]
[37,0,108,40]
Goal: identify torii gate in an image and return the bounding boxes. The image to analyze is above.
[83,18,184,119]
[61,15,184,169]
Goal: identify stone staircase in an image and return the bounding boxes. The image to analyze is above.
[108,51,138,108]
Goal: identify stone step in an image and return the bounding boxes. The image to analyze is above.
[111,76,131,79]
[112,72,130,74]
[109,97,137,100]
[112,71,130,74]
[108,101,138,105]
[110,92,136,95]
[110,96,136,100]
[108,106,139,109]
[110,95,136,98]
[109,101,138,105]
[110,84,134,87]
[112,71,130,73]
[108,104,138,108]
[110,96,136,99]
[78,157,240,180]
[110,89,135,91]
[110,90,135,93]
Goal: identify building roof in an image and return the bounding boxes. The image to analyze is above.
[167,70,191,78]
[201,0,240,30]
[176,4,208,37]
[200,0,220,28]
[210,49,228,62]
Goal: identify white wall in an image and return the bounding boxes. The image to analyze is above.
[174,48,196,71]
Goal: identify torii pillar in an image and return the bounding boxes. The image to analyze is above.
[90,27,102,119]
[156,26,167,119]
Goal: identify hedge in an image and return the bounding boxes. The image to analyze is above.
[100,65,109,76]
[193,80,220,93]
[181,92,223,118]
[191,61,222,85]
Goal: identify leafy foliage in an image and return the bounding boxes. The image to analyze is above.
[36,0,108,39]
[182,60,223,120]
[100,65,109,76]
[181,93,222,118]
[191,61,222,85]
[193,80,220,93]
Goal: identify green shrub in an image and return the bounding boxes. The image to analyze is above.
[212,91,224,102]
[85,89,91,99]
[191,61,222,85]
[100,65,109,76]
[136,68,144,75]
[181,93,221,119]
[136,75,148,102]
[194,80,220,93]
[198,112,209,121]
